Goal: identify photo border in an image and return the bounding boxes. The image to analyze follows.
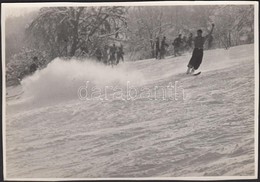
[1,1,259,181]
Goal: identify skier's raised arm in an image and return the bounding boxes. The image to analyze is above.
[205,23,215,40]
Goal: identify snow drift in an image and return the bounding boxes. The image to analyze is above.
[20,58,145,103]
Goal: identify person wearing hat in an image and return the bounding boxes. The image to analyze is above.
[160,36,169,59]
[173,34,182,57]
[186,23,215,74]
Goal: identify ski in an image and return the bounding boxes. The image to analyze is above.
[193,71,201,76]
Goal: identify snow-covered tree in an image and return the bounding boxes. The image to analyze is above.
[126,7,174,60]
[26,6,128,59]
[211,5,254,49]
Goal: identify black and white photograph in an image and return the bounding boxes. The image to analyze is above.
[1,1,259,180]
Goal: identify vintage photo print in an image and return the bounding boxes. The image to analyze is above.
[1,1,259,181]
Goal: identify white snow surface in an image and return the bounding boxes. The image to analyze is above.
[5,44,256,178]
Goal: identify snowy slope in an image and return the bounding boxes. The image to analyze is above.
[5,44,256,178]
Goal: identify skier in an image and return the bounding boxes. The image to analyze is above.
[155,37,160,59]
[173,34,182,57]
[160,36,169,59]
[186,23,215,74]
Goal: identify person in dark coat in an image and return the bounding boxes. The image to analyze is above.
[29,56,38,74]
[155,37,160,59]
[173,34,182,56]
[102,45,109,65]
[186,24,215,74]
[182,35,187,51]
[109,44,117,65]
[30,63,37,73]
[95,47,102,62]
[116,45,124,64]
[160,36,169,59]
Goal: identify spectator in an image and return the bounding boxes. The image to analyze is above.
[160,36,169,59]
[173,34,182,56]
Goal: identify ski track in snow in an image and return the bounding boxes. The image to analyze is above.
[5,44,255,178]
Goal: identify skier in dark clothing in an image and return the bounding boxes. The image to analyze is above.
[155,37,160,59]
[160,36,169,59]
[186,24,215,74]
[173,34,182,56]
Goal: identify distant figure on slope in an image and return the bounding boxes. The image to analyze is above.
[186,23,215,74]
[29,63,37,74]
[95,47,103,62]
[173,34,182,57]
[155,37,160,59]
[29,56,39,74]
[116,44,124,64]
[187,33,193,52]
[160,36,169,59]
[108,44,117,66]
[182,35,187,52]
[102,45,109,65]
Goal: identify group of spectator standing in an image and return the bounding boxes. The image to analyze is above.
[95,43,124,66]
[155,36,168,59]
[155,32,213,59]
